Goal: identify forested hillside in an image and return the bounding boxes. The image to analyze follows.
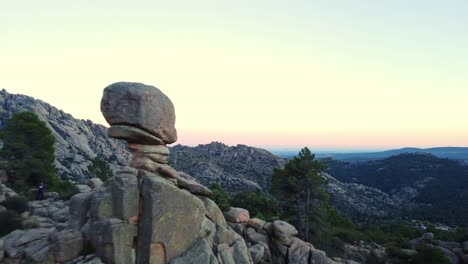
[326,153,468,226]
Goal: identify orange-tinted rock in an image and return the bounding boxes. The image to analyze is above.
[101,82,177,144]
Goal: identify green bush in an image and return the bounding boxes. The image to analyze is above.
[209,182,230,212]
[386,246,413,259]
[1,196,28,213]
[409,245,451,264]
[0,112,56,193]
[0,210,23,236]
[230,189,279,221]
[87,156,113,182]
[52,180,78,200]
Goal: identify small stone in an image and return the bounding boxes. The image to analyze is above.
[272,220,298,246]
[248,218,266,230]
[88,178,103,189]
[130,157,178,178]
[176,177,213,197]
[75,184,92,193]
[127,144,170,155]
[225,208,250,223]
[109,125,164,145]
[127,215,138,225]
[134,152,169,164]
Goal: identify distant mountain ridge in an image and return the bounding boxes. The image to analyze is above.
[274,147,468,161]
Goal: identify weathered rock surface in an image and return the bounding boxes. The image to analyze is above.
[225,207,250,223]
[48,229,84,262]
[170,142,287,193]
[0,89,131,182]
[101,82,177,144]
[88,178,103,189]
[138,171,207,261]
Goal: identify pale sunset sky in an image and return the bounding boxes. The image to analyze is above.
[1,1,467,151]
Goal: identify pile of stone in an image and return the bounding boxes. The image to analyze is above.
[65,82,254,264]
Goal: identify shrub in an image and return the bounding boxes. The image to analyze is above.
[0,210,23,236]
[0,112,56,192]
[1,195,28,213]
[52,180,78,200]
[409,245,451,264]
[230,189,279,221]
[87,156,113,182]
[209,182,230,212]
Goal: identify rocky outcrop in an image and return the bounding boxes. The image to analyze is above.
[223,207,336,264]
[170,142,287,193]
[0,194,92,263]
[69,82,254,264]
[0,89,131,182]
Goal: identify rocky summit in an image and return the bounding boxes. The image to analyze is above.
[170,142,287,193]
[0,89,131,182]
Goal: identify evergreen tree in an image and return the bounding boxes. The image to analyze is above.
[209,182,231,212]
[0,112,56,192]
[87,156,113,182]
[230,189,279,221]
[270,147,327,241]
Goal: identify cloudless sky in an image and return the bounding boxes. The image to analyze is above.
[1,0,467,150]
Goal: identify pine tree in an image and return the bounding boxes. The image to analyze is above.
[0,112,56,192]
[270,147,328,241]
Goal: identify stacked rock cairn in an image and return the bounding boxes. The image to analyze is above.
[69,82,253,264]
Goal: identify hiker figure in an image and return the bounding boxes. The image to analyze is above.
[36,182,44,200]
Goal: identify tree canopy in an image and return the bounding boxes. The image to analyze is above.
[271,147,327,240]
[87,155,113,182]
[0,112,56,191]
